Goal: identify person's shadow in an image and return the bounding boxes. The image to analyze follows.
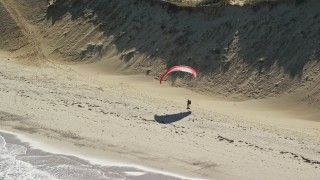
[154,111,192,124]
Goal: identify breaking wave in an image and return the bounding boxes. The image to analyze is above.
[0,134,188,180]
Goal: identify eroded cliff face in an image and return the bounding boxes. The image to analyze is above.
[1,0,319,105]
[0,1,28,51]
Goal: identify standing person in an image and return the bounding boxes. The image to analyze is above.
[187,99,191,110]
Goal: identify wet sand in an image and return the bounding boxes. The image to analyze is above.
[0,130,196,180]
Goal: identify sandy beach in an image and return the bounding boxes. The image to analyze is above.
[1,0,320,179]
[0,130,195,180]
[0,58,319,179]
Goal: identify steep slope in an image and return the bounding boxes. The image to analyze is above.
[0,0,319,106]
[0,1,28,52]
[0,0,48,63]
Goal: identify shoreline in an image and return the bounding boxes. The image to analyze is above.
[0,128,206,180]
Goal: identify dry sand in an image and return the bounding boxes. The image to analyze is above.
[0,57,320,179]
[1,0,320,179]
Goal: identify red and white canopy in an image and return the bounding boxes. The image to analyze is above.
[160,65,198,84]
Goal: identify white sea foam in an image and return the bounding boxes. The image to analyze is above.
[123,171,146,176]
[0,130,209,180]
[0,135,56,180]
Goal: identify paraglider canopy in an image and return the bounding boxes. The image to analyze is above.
[160,65,198,84]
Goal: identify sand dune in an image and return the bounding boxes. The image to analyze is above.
[0,0,319,105]
[0,0,320,179]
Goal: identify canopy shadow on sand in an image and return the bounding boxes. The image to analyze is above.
[154,111,192,124]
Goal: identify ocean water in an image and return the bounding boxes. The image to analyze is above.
[0,131,191,180]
